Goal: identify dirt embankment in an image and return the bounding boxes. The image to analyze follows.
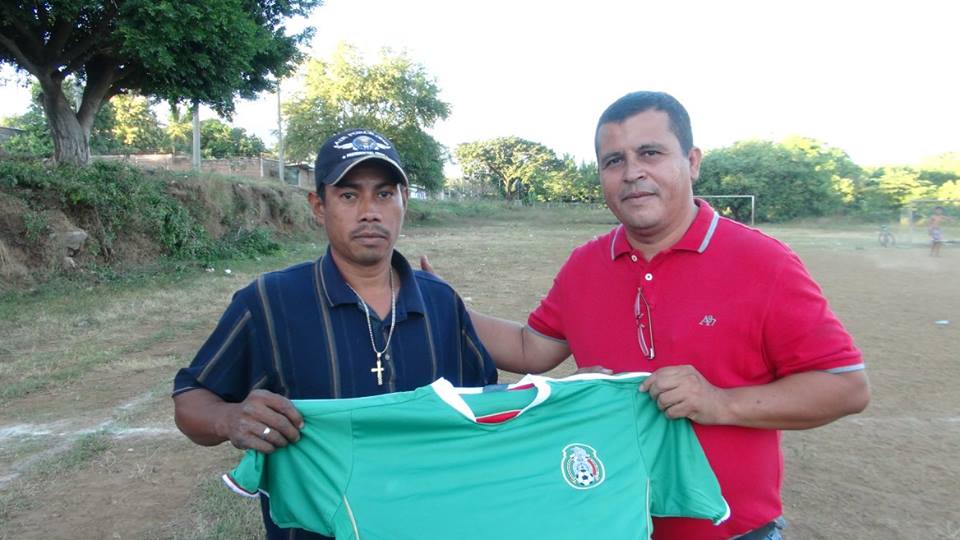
[0,163,318,292]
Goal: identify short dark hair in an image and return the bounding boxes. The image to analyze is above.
[594,91,694,156]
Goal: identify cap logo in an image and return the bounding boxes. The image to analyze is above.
[317,129,407,188]
[561,443,605,490]
[334,134,392,153]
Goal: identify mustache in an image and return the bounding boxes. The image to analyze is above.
[619,187,657,200]
[350,225,391,239]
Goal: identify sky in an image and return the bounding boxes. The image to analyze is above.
[1,0,958,168]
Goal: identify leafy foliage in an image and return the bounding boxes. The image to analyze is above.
[2,83,261,158]
[163,113,267,158]
[108,94,166,153]
[698,138,855,222]
[199,119,266,158]
[534,156,602,203]
[0,159,279,263]
[0,81,124,157]
[0,0,318,163]
[454,137,564,202]
[283,44,450,190]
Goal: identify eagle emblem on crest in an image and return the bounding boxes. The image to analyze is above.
[561,443,605,489]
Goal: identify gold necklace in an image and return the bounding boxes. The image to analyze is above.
[346,270,396,386]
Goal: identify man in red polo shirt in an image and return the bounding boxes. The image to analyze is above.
[445,91,870,539]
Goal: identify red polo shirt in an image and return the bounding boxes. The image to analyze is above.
[528,200,863,539]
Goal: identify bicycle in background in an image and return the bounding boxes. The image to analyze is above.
[878,225,896,248]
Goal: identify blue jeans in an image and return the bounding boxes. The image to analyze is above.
[763,516,787,540]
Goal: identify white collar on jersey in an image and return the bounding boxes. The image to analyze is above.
[430,376,551,423]
[430,372,651,424]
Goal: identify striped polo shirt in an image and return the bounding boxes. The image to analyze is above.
[173,247,497,540]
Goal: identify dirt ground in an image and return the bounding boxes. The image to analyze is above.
[1,218,958,539]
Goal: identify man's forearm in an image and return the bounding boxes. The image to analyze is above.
[721,370,870,430]
[173,388,236,446]
[468,310,569,374]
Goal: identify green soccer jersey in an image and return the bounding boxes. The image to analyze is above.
[225,372,729,539]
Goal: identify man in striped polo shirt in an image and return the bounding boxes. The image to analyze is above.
[172,128,497,540]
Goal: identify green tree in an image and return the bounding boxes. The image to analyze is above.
[535,156,602,203]
[454,137,563,202]
[935,180,960,202]
[283,43,450,191]
[109,94,165,153]
[0,0,318,165]
[863,166,936,206]
[2,80,121,156]
[918,152,960,177]
[780,136,863,205]
[200,119,266,158]
[697,139,850,222]
[1,89,53,156]
[164,104,193,155]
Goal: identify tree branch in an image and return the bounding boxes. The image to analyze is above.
[0,4,44,60]
[61,32,104,67]
[45,17,75,63]
[484,159,511,193]
[77,60,119,132]
[0,31,41,76]
[58,3,118,72]
[34,1,50,29]
[59,35,107,78]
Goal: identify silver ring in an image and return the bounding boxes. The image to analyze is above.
[260,426,271,439]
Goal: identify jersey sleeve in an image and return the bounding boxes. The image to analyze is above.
[634,391,730,525]
[223,449,265,497]
[172,284,273,402]
[223,403,355,536]
[762,251,863,377]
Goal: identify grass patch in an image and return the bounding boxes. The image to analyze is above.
[0,432,111,529]
[0,237,331,411]
[405,198,616,227]
[118,320,204,355]
[0,347,119,405]
[0,236,321,323]
[36,432,111,480]
[166,476,264,540]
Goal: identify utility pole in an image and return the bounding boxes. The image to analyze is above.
[277,81,284,183]
[191,100,201,172]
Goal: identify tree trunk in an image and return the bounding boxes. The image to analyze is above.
[504,178,517,201]
[191,101,201,171]
[39,79,90,165]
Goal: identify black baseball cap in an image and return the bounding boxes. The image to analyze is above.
[314,128,409,191]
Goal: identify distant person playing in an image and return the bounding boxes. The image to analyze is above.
[430,91,871,539]
[928,206,952,256]
[172,128,497,540]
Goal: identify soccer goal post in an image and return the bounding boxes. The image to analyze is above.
[697,195,756,226]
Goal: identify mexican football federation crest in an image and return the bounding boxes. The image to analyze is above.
[561,443,605,490]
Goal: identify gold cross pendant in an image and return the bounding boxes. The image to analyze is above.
[371,354,385,386]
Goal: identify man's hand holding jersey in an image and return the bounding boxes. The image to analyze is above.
[173,388,304,453]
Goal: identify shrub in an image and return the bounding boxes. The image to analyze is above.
[0,159,283,264]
